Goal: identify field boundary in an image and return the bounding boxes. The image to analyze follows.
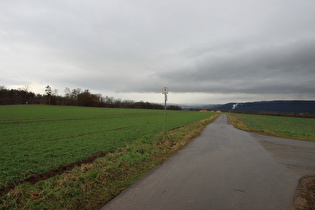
[0,152,108,195]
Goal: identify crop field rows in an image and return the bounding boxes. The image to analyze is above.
[0,105,213,189]
[229,113,315,141]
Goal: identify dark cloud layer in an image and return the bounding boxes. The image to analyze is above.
[1,0,315,103]
[153,38,315,95]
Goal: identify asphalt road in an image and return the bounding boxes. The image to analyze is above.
[102,114,315,210]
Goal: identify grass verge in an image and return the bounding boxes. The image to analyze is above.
[0,114,219,209]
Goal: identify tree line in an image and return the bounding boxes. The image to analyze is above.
[0,85,182,110]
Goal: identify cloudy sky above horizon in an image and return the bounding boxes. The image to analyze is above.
[1,0,315,104]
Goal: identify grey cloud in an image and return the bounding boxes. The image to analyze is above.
[154,38,315,95]
[1,0,315,103]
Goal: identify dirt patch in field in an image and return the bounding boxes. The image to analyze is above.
[295,175,315,209]
[169,126,183,131]
[0,151,107,195]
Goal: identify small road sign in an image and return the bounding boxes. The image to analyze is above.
[162,87,168,94]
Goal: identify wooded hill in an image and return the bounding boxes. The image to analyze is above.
[212,100,315,114]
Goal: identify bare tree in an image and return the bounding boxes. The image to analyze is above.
[45,85,52,104]
[64,87,71,97]
[22,85,31,92]
[52,89,58,96]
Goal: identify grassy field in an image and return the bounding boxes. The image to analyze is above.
[228,113,315,142]
[0,105,214,189]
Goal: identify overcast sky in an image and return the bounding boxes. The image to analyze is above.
[1,0,315,104]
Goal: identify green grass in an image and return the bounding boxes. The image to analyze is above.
[228,113,315,141]
[0,113,219,209]
[0,105,213,188]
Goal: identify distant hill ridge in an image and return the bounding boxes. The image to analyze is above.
[212,100,315,114]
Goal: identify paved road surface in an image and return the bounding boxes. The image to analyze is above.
[102,114,315,210]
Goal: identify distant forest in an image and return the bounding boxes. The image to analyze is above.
[0,85,181,110]
[214,101,315,114]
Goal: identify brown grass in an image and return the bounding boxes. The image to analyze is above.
[295,175,315,210]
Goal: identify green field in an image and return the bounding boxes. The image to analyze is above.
[0,105,213,188]
[229,113,315,141]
